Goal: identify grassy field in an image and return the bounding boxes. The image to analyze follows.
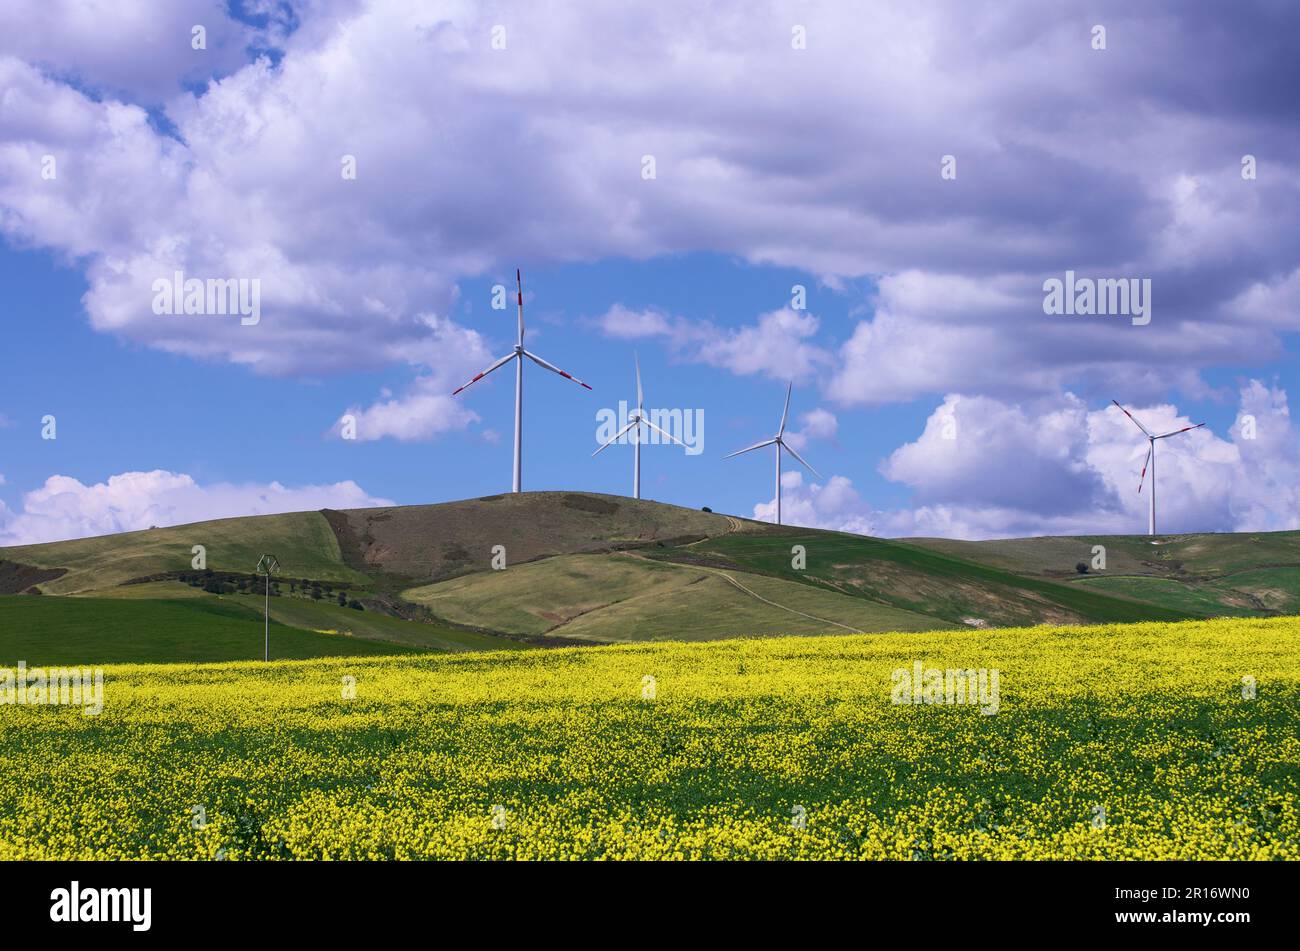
[676,532,1197,627]
[402,553,944,640]
[403,554,697,635]
[1072,575,1268,617]
[0,594,418,665]
[910,530,1300,620]
[1,615,1295,859]
[908,531,1300,580]
[1209,568,1300,615]
[551,567,944,640]
[75,581,527,654]
[2,511,367,594]
[326,492,754,582]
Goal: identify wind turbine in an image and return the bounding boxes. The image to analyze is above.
[591,354,687,498]
[724,382,820,525]
[452,269,592,493]
[1112,400,1205,536]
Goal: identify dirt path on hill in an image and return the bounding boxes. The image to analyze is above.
[620,551,863,634]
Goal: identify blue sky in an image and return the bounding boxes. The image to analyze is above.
[0,246,928,514]
[1,1,1297,543]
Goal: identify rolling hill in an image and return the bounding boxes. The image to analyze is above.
[1,510,369,595]
[908,531,1300,616]
[2,491,1296,662]
[401,552,944,641]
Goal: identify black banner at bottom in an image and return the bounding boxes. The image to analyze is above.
[0,859,1286,937]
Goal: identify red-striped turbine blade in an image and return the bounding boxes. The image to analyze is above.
[522,349,592,390]
[451,352,516,396]
[1112,399,1152,436]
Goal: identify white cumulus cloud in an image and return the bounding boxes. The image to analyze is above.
[746,382,1300,539]
[0,470,394,546]
[5,0,1296,410]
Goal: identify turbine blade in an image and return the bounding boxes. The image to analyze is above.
[1137,444,1152,493]
[778,381,793,436]
[592,420,638,457]
[1112,399,1152,437]
[635,352,644,411]
[451,351,517,395]
[522,349,593,389]
[781,440,822,479]
[1155,422,1206,439]
[516,269,524,347]
[723,438,777,460]
[641,417,687,448]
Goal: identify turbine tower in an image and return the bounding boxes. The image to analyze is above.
[724,381,820,525]
[1112,399,1204,536]
[591,354,687,498]
[452,269,592,492]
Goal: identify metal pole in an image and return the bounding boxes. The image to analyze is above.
[513,354,523,493]
[775,443,782,525]
[1148,439,1157,536]
[264,571,269,662]
[634,421,641,499]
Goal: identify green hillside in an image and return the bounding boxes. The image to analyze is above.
[907,531,1300,616]
[2,511,366,595]
[0,594,417,665]
[1071,576,1267,617]
[660,531,1196,627]
[402,552,945,641]
[2,492,1295,664]
[322,492,762,583]
[79,581,526,654]
[908,531,1300,580]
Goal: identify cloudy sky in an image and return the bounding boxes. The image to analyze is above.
[1,0,1297,544]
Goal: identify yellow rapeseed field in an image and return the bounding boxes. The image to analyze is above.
[1,616,1297,859]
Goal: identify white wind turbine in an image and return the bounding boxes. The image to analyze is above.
[1112,399,1205,536]
[724,382,820,525]
[591,354,687,499]
[452,269,592,493]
